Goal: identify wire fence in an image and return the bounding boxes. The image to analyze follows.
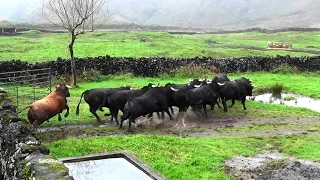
[0,68,52,112]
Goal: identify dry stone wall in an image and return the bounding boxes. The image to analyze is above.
[0,55,320,78]
[0,93,73,180]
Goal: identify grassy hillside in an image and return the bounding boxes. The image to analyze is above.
[1,30,320,62]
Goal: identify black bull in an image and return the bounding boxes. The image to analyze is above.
[218,77,254,112]
[75,86,131,123]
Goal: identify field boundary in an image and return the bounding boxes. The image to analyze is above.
[0,68,52,111]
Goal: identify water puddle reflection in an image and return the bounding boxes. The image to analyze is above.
[64,157,153,180]
[252,93,320,113]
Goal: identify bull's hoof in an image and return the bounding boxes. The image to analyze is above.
[223,109,228,112]
[58,117,62,121]
[64,113,69,117]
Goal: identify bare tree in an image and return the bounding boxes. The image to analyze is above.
[40,0,108,86]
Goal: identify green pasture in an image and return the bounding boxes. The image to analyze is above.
[1,30,320,62]
[45,134,320,180]
[2,29,320,179]
[7,71,320,127]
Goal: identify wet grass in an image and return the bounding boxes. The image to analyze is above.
[44,134,320,180]
[235,71,320,99]
[9,71,320,127]
[1,30,319,62]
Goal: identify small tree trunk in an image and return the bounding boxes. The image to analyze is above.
[69,31,77,87]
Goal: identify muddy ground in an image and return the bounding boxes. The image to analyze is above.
[38,112,320,180]
[38,112,320,140]
[225,151,320,180]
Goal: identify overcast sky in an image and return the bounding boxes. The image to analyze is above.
[0,0,40,20]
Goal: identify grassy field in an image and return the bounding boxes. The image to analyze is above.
[1,30,320,62]
[2,29,320,179]
[7,71,320,127]
[45,134,320,180]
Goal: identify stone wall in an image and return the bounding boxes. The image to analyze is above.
[0,93,73,180]
[1,55,320,78]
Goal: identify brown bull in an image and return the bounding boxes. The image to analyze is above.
[19,84,71,127]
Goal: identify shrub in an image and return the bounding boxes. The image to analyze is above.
[80,69,105,82]
[51,75,69,85]
[172,65,212,79]
[270,82,284,98]
[271,64,298,74]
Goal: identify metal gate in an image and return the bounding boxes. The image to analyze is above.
[0,68,52,112]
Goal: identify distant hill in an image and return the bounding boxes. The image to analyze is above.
[2,0,320,30]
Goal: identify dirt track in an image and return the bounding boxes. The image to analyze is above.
[38,112,320,141]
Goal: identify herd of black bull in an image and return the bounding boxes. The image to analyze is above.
[22,73,254,131]
[74,73,254,131]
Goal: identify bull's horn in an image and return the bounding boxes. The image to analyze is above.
[217,82,226,86]
[66,85,72,88]
[199,78,205,81]
[151,85,157,88]
[194,85,201,88]
[252,84,256,88]
[170,87,179,91]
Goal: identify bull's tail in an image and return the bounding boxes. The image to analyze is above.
[76,90,88,115]
[17,105,31,114]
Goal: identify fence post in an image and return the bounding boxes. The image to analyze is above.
[33,86,36,102]
[49,69,52,92]
[16,86,18,111]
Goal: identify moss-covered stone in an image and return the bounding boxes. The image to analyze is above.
[0,95,73,180]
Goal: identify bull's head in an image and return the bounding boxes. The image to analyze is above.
[56,84,71,97]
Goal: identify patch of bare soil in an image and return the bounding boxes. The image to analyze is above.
[225,151,320,180]
[38,112,320,140]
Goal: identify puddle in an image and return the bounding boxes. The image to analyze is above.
[60,152,166,180]
[252,93,320,113]
[64,158,153,180]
